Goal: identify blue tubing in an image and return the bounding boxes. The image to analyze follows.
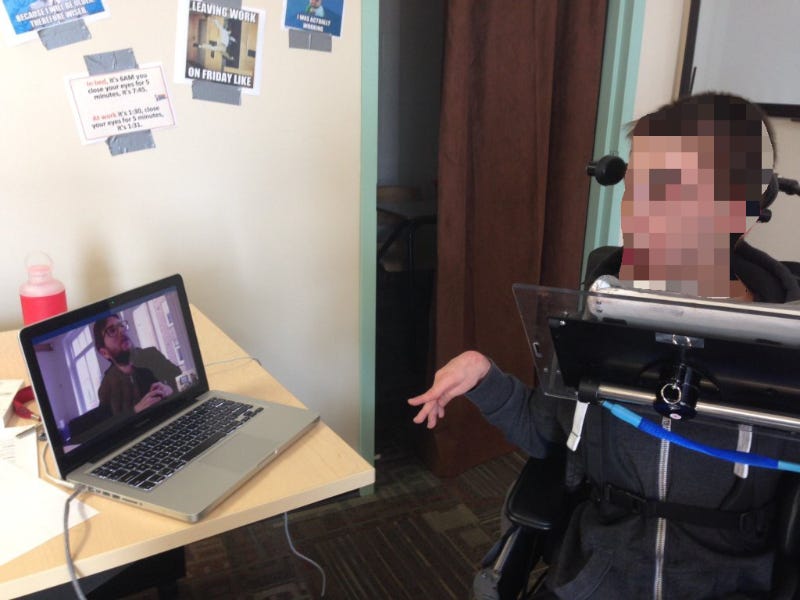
[601,400,800,473]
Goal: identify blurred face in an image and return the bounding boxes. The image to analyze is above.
[309,0,321,7]
[619,135,749,298]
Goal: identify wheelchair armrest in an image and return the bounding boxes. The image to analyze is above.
[505,452,569,531]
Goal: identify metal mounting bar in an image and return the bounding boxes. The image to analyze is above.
[594,383,800,434]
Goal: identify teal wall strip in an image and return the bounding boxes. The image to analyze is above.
[582,0,646,277]
[359,0,379,469]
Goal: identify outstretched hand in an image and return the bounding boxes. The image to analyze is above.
[408,350,491,429]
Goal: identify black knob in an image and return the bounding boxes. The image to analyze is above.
[587,155,627,186]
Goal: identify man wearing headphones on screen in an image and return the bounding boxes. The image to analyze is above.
[409,92,800,598]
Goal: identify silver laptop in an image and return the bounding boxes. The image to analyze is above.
[19,274,319,522]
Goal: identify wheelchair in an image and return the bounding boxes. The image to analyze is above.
[470,163,800,600]
[474,266,800,598]
[472,281,800,598]
[474,450,800,599]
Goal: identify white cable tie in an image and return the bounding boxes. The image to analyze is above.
[567,402,589,451]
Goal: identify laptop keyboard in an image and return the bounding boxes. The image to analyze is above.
[90,398,264,491]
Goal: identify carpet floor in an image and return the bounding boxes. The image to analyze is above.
[120,268,527,598]
[121,436,526,600]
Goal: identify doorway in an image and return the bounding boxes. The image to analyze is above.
[375,0,445,456]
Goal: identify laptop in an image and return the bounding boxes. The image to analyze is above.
[19,274,319,522]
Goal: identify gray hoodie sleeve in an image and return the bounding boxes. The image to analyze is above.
[466,361,567,457]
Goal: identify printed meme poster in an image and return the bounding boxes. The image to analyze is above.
[1,0,106,44]
[175,1,265,94]
[284,0,344,37]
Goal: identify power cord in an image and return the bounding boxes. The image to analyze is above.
[64,485,89,600]
[54,355,303,599]
[41,441,77,490]
[283,512,326,597]
[207,357,325,595]
[204,355,263,368]
[44,441,85,597]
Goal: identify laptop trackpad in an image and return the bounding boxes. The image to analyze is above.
[200,433,277,472]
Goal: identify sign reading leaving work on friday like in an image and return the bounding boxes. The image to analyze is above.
[182,1,261,89]
[66,65,176,143]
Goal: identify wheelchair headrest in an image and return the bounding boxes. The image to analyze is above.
[733,239,800,303]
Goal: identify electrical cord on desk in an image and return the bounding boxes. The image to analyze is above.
[283,512,326,597]
[204,355,263,368]
[41,441,76,490]
[204,357,326,593]
[64,485,89,600]
[53,354,275,599]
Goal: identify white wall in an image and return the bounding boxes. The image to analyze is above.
[633,0,800,262]
[690,0,800,107]
[0,0,364,449]
[632,1,684,119]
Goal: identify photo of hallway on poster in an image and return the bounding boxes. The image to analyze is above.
[182,1,263,90]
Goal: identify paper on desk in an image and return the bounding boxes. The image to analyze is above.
[0,426,38,475]
[0,461,98,566]
[0,379,24,427]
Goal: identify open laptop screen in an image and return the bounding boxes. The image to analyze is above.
[20,275,208,475]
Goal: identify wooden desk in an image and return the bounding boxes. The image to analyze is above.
[0,306,375,598]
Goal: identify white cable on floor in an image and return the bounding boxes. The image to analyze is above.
[283,511,327,597]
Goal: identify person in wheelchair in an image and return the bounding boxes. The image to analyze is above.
[409,92,800,599]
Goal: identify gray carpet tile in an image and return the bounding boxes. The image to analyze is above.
[120,444,527,599]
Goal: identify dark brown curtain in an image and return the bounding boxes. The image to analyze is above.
[419,1,609,477]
